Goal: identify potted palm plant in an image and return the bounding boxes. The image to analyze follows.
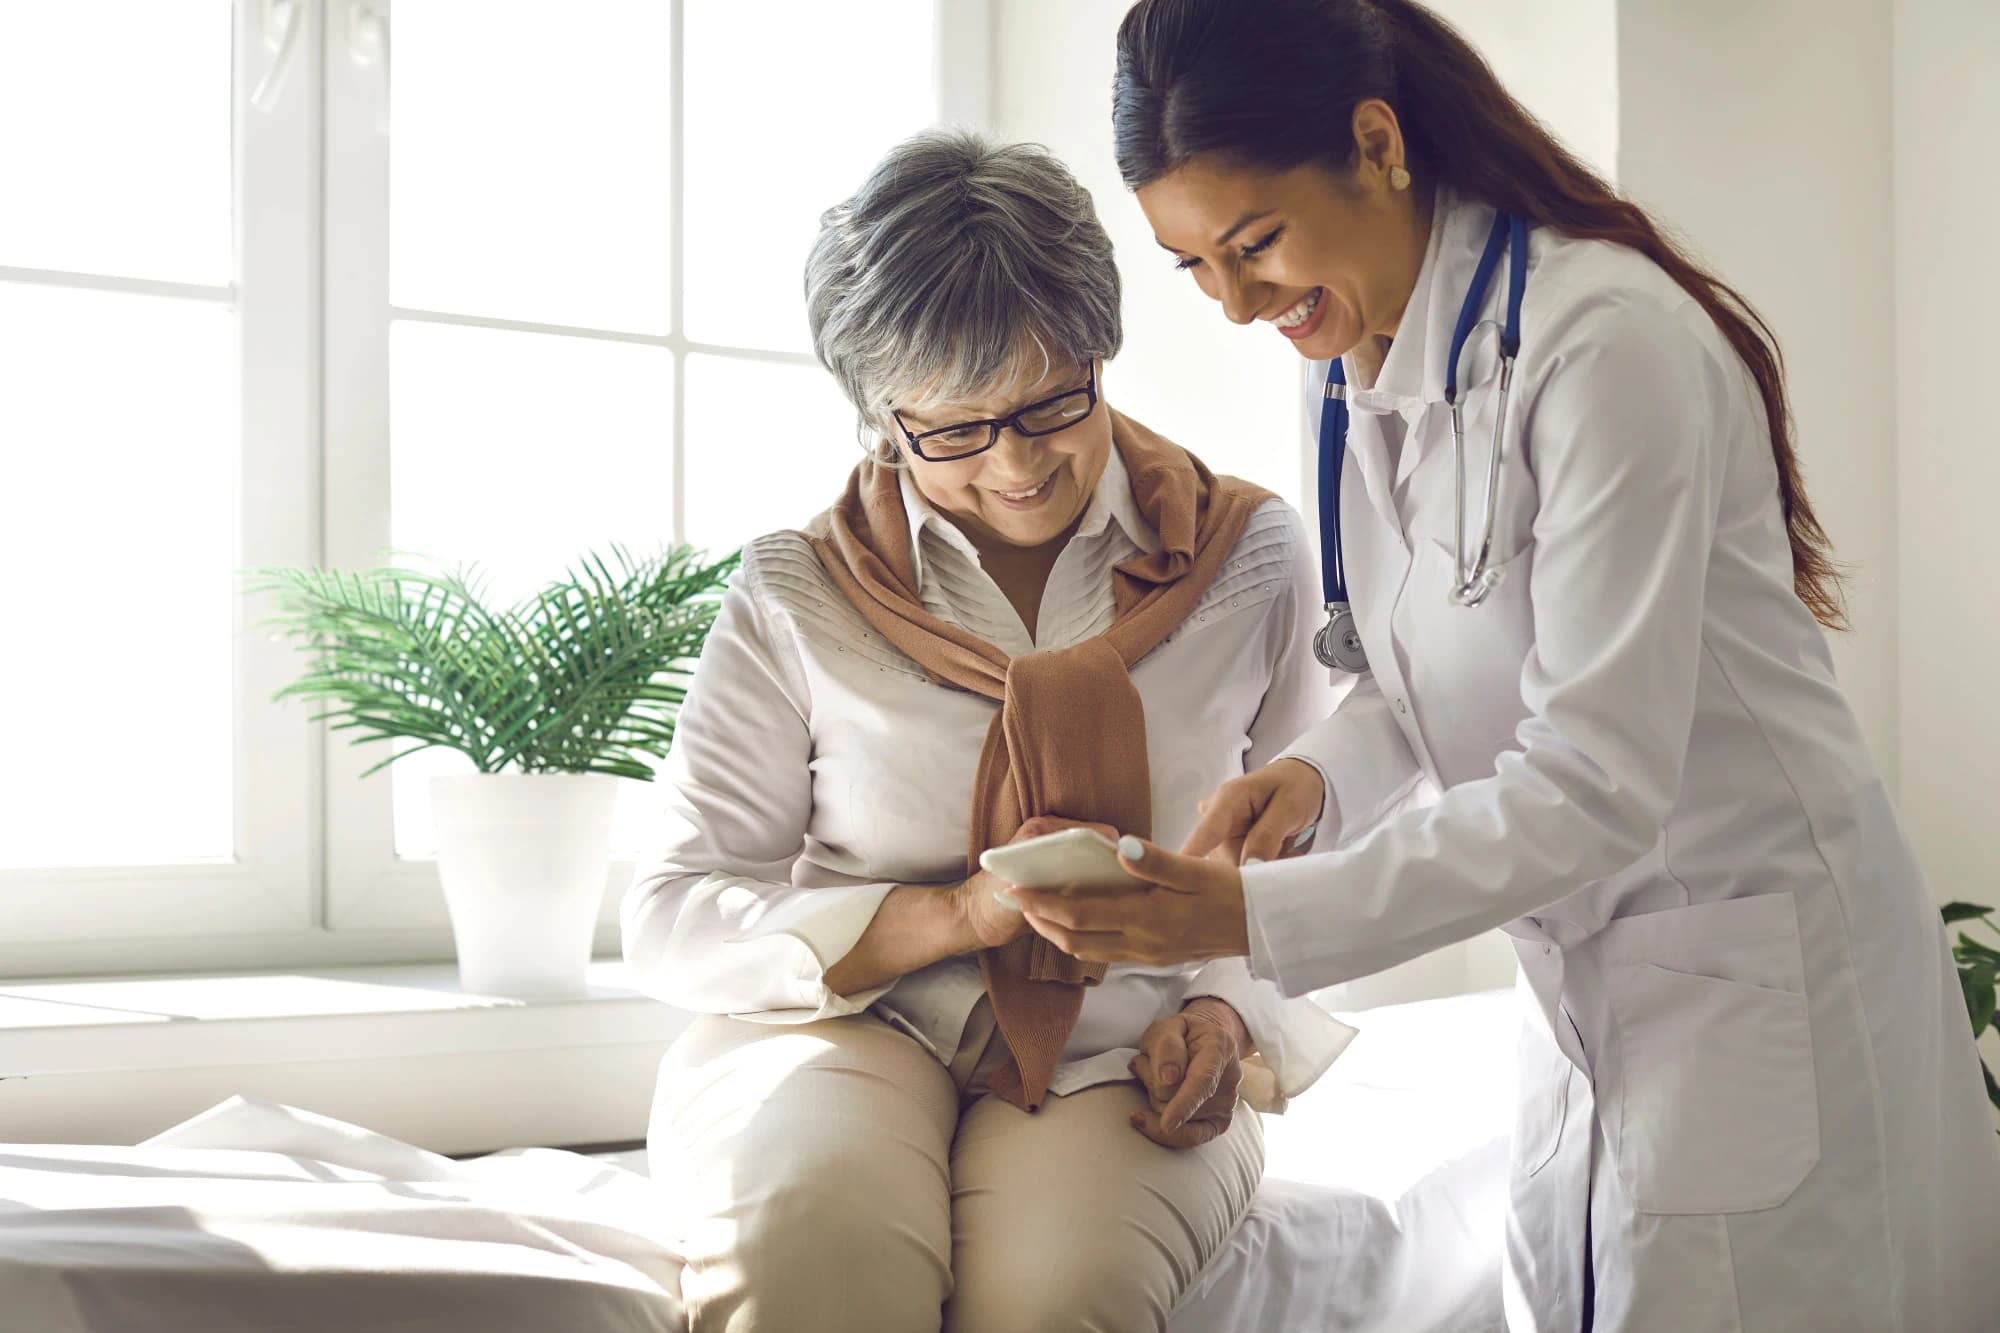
[251,545,736,998]
[1944,900,2000,1123]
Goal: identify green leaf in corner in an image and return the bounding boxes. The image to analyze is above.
[1957,935,2000,970]
[1984,1060,2000,1115]
[1941,901,1994,925]
[1962,961,1998,1038]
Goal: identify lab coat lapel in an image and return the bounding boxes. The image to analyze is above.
[1376,190,1504,494]
[1309,356,1399,530]
[1339,390,1400,528]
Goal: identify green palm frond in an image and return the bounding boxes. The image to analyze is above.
[1943,900,2000,1123]
[247,544,738,779]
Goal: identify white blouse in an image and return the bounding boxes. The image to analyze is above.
[622,446,1354,1098]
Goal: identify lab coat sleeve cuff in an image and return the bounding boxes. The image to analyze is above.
[1244,871,1287,986]
[1240,856,1342,998]
[1182,956,1357,1103]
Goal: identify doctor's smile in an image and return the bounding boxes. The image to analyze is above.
[1267,286,1326,339]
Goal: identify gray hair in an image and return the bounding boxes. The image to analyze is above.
[804,128,1123,461]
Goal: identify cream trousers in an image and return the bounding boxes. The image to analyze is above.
[647,1006,1264,1333]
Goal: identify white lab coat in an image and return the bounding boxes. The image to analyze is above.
[1239,189,2000,1331]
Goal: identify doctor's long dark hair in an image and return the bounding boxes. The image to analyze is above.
[1113,0,1847,629]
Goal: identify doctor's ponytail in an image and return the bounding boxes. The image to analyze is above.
[1114,0,1847,629]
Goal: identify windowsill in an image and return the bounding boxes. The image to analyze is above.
[1,958,686,1076]
[0,960,692,1154]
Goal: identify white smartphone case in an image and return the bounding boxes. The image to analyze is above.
[978,827,1143,890]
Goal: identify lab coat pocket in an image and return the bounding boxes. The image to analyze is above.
[1606,919,1820,1214]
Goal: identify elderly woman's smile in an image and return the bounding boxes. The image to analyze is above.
[983,468,1064,516]
[948,444,1087,543]
[987,470,1058,506]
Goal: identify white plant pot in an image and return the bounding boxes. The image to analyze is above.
[429,772,620,999]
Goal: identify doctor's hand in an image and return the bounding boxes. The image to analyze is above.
[1181,758,1325,865]
[1127,997,1248,1149]
[1013,836,1249,966]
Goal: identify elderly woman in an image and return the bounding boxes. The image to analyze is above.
[622,129,1351,1333]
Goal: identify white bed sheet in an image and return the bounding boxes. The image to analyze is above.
[0,990,1516,1333]
[1167,988,1517,1333]
[0,1098,690,1333]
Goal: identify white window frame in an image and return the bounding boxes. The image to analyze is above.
[1,0,991,979]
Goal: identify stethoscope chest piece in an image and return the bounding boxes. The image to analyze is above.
[1314,602,1369,672]
[1447,565,1506,608]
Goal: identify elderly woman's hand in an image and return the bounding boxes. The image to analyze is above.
[959,816,1122,950]
[1128,997,1250,1148]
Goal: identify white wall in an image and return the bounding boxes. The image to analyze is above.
[1429,0,1620,181]
[1894,0,2000,909]
[1893,0,2000,1081]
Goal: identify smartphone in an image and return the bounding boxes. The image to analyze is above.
[978,827,1144,891]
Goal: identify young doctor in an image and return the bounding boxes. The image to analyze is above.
[1006,1,2000,1329]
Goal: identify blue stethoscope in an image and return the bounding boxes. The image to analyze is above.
[1314,211,1531,673]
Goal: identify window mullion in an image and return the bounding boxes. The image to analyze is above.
[670,0,687,547]
[232,0,325,935]
[320,0,417,934]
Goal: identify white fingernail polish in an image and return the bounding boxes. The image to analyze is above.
[1242,857,1265,868]
[992,889,1021,912]
[1119,835,1145,860]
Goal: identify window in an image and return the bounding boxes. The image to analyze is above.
[0,0,988,975]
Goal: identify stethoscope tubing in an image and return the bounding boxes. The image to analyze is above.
[1314,211,1528,670]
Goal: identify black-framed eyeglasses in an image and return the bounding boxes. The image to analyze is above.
[892,363,1099,462]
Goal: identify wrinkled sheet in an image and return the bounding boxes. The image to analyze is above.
[1167,988,1515,1333]
[0,1097,687,1333]
[0,991,1514,1333]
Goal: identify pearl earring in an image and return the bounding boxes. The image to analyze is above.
[1388,165,1412,192]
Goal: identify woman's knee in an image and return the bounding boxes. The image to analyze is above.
[942,1086,1265,1333]
[652,1016,961,1332]
[945,1242,1173,1333]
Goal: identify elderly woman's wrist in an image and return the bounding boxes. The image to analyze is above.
[945,878,1003,953]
